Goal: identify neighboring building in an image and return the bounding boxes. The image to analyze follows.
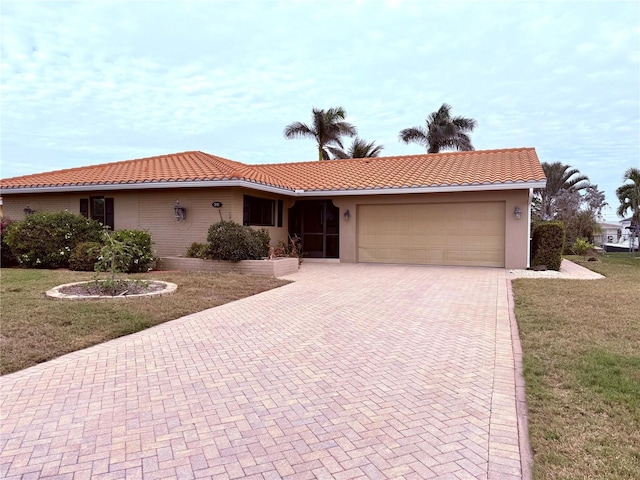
[596,220,623,246]
[0,148,546,269]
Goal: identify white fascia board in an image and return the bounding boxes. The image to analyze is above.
[0,180,294,196]
[0,179,547,197]
[298,180,547,197]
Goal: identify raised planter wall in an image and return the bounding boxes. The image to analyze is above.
[157,257,299,277]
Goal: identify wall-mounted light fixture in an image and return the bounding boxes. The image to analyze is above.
[23,206,35,215]
[514,206,522,219]
[174,200,186,221]
[343,209,350,221]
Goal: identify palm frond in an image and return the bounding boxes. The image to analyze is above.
[285,106,357,161]
[326,146,349,159]
[349,138,384,158]
[616,168,640,221]
[398,127,428,146]
[401,103,476,153]
[283,122,314,139]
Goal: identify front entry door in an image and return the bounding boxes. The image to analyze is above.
[289,200,339,258]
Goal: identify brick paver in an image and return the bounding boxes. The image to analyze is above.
[1,264,523,479]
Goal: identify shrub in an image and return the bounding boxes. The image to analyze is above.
[69,241,103,271]
[1,217,18,267]
[531,221,565,271]
[206,220,270,262]
[273,234,304,263]
[186,242,211,259]
[95,230,155,274]
[4,212,103,268]
[572,237,594,261]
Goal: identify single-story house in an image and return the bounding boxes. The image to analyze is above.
[596,220,623,245]
[0,148,546,269]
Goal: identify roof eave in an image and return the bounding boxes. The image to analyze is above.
[0,179,296,196]
[0,179,547,197]
[294,180,547,196]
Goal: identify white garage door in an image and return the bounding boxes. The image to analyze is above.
[357,202,505,267]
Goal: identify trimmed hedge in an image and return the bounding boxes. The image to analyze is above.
[531,221,565,271]
[206,221,270,262]
[1,218,18,267]
[4,212,104,269]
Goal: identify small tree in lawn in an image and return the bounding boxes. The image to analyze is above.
[95,229,154,281]
[96,229,131,282]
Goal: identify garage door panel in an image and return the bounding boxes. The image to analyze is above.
[463,236,503,248]
[357,202,505,267]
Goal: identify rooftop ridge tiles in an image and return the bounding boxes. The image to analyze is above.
[0,150,240,183]
[249,147,537,168]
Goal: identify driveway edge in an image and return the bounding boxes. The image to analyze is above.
[507,279,534,480]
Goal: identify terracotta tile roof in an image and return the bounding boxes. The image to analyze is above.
[256,148,545,191]
[0,151,248,188]
[0,148,545,193]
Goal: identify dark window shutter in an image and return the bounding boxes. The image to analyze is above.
[277,200,283,227]
[105,198,115,230]
[243,196,250,225]
[80,199,89,218]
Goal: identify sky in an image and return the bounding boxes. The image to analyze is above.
[1,0,638,221]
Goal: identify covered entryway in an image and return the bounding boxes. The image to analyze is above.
[289,200,339,258]
[357,202,506,267]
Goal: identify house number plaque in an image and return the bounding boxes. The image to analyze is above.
[212,202,223,208]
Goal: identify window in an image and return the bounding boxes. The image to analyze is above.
[243,195,275,226]
[80,197,114,230]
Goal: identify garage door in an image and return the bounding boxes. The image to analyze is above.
[357,202,505,267]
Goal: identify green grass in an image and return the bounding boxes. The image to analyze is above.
[0,268,289,375]
[513,253,640,479]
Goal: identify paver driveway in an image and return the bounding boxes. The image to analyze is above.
[1,264,525,479]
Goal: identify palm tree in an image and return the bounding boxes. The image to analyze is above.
[398,103,477,154]
[327,137,384,159]
[616,167,640,248]
[537,162,590,220]
[284,107,357,161]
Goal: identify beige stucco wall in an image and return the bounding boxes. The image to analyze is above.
[325,189,531,269]
[2,187,531,268]
[0,188,293,258]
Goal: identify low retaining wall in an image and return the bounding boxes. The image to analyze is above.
[157,257,299,277]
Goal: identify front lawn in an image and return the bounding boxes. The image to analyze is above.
[0,268,289,375]
[512,254,640,479]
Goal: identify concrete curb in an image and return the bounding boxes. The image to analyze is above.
[506,278,534,480]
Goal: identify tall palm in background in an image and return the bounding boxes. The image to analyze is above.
[537,162,590,220]
[398,103,477,153]
[327,137,384,159]
[284,107,357,161]
[616,167,640,228]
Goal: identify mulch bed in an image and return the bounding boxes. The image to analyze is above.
[59,280,166,297]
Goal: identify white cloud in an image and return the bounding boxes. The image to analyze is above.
[1,0,638,220]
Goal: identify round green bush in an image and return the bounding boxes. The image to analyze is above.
[186,242,211,259]
[4,212,104,269]
[206,221,270,262]
[69,241,103,271]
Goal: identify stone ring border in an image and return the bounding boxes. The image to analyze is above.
[46,281,178,300]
